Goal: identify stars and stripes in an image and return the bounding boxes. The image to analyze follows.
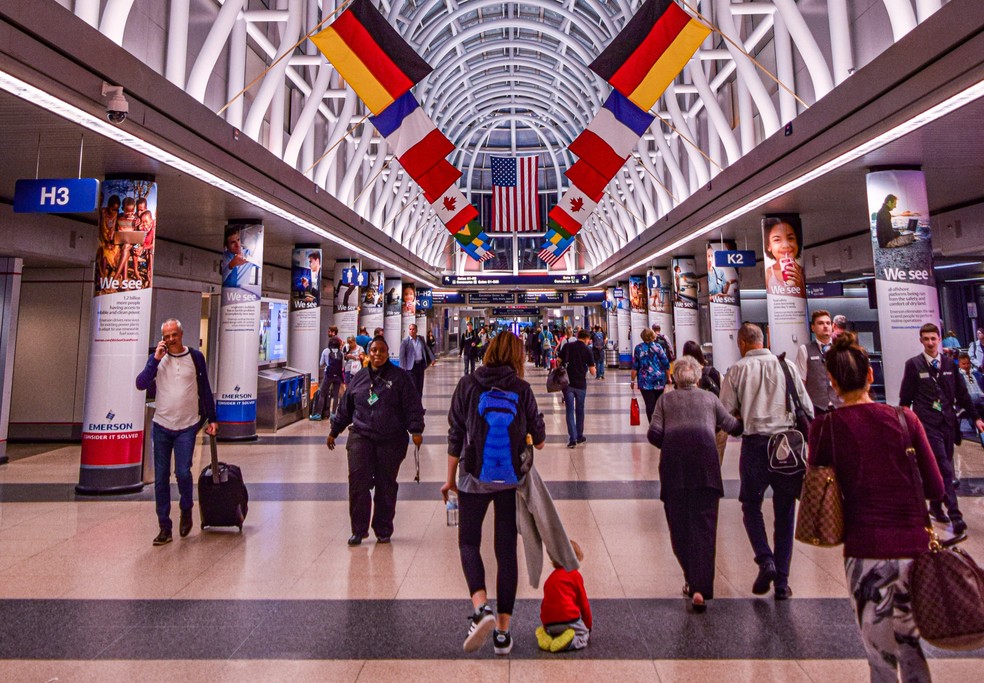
[491,156,539,232]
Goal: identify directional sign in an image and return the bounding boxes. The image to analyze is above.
[14,178,100,213]
[806,283,844,298]
[714,250,757,268]
[442,274,589,286]
[341,267,368,286]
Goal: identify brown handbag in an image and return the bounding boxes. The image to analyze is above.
[897,407,984,650]
[795,417,844,547]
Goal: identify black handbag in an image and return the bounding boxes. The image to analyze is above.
[546,365,569,393]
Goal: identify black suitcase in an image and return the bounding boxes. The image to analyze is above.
[198,434,248,531]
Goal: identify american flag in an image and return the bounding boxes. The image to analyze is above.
[491,156,539,232]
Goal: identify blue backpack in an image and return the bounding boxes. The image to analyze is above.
[476,388,521,484]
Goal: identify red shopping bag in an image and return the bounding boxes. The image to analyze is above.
[630,397,640,426]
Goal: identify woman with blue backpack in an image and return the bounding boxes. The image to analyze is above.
[444,332,546,656]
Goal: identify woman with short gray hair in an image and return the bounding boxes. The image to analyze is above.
[648,355,743,614]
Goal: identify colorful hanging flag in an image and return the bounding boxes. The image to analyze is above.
[564,160,609,200]
[454,221,495,262]
[416,159,462,202]
[589,0,710,112]
[430,185,478,234]
[370,92,454,180]
[549,186,599,236]
[311,0,433,115]
[539,232,575,265]
[569,91,655,177]
[461,241,494,262]
[490,156,539,233]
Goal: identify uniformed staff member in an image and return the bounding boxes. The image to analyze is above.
[795,310,841,415]
[327,336,425,546]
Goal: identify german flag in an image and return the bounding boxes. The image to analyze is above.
[311,0,433,115]
[589,0,710,112]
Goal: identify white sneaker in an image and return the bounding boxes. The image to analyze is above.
[463,604,496,652]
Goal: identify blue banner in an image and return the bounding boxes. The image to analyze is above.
[14,178,100,213]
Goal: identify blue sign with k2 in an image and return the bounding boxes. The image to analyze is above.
[714,250,757,268]
[14,178,100,213]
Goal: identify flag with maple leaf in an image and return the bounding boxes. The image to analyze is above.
[548,185,600,236]
[430,185,477,234]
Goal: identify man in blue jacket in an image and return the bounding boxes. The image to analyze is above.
[136,319,217,546]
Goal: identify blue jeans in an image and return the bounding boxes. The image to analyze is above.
[152,422,198,531]
[562,386,586,442]
[594,356,605,378]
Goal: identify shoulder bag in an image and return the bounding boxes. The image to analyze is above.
[767,353,810,477]
[794,415,844,546]
[898,406,984,650]
[546,364,569,393]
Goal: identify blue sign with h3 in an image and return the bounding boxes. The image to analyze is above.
[714,250,757,268]
[14,178,100,213]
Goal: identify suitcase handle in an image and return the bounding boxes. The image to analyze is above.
[209,433,220,485]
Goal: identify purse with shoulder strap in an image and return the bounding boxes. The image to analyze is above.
[794,416,844,547]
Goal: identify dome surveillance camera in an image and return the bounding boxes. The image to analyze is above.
[101,82,129,124]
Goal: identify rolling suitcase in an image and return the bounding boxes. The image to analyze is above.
[198,434,248,531]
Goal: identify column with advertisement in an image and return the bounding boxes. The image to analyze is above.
[866,170,940,404]
[77,176,158,493]
[616,281,632,368]
[288,245,321,391]
[359,270,385,336]
[628,275,648,352]
[762,215,809,359]
[401,282,416,340]
[706,241,743,372]
[647,268,674,351]
[416,287,432,337]
[384,277,402,364]
[671,256,700,359]
[215,221,263,441]
[604,287,617,348]
[333,261,360,340]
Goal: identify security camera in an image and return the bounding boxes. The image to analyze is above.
[101,82,128,124]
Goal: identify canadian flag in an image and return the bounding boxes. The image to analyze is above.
[430,185,477,234]
[549,185,599,235]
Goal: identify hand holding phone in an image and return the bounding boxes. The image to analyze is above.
[155,339,168,360]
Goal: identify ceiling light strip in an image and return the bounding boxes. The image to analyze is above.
[597,77,984,286]
[0,70,437,287]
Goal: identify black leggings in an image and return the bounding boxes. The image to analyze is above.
[458,488,518,615]
[640,387,664,424]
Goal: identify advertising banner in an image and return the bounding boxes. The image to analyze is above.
[762,215,809,359]
[616,281,632,366]
[384,277,402,364]
[216,221,263,440]
[605,287,617,347]
[401,282,416,339]
[628,275,648,351]
[359,270,385,336]
[288,245,321,383]
[706,241,742,372]
[333,261,360,340]
[647,268,674,351]
[866,170,939,404]
[671,256,700,359]
[78,176,158,493]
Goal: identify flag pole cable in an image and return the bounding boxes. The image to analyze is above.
[351,155,394,204]
[651,111,723,172]
[604,189,646,228]
[217,0,354,116]
[679,1,809,110]
[382,189,424,232]
[302,112,372,176]
[630,153,680,204]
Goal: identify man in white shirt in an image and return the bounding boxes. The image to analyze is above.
[721,323,813,601]
[795,310,840,414]
[136,319,217,546]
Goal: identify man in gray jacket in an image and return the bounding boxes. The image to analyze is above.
[721,323,813,601]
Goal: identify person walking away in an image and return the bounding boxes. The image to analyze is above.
[400,323,435,398]
[559,330,596,448]
[631,327,670,423]
[591,326,606,379]
[809,332,944,683]
[355,326,372,352]
[135,318,217,546]
[683,341,728,463]
[460,322,481,375]
[969,327,984,387]
[311,335,344,421]
[539,326,556,368]
[536,540,592,651]
[899,323,984,543]
[443,332,547,655]
[720,323,814,600]
[648,356,742,612]
[795,310,840,415]
[327,336,424,545]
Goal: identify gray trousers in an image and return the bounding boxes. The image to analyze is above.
[545,618,590,650]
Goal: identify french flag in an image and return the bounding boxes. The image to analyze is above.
[370,92,455,180]
[569,91,655,180]
[430,185,478,234]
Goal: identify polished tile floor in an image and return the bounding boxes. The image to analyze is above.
[2,358,984,681]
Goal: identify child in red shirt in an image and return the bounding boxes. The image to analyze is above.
[536,541,592,652]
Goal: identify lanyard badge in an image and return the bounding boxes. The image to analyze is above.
[367,391,379,406]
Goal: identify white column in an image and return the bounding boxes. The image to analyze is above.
[0,257,23,464]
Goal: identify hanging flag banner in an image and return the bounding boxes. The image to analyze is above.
[78,176,158,493]
[333,261,360,340]
[706,241,742,373]
[605,287,618,354]
[616,281,632,367]
[359,270,385,337]
[762,214,809,360]
[401,282,416,340]
[671,256,699,359]
[369,92,454,179]
[384,277,403,364]
[491,156,539,233]
[866,170,939,404]
[288,246,322,385]
[628,275,648,351]
[647,267,674,351]
[216,221,263,440]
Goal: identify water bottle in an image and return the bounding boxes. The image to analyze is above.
[446,491,459,527]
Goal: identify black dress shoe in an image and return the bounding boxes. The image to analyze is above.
[774,586,793,601]
[153,529,173,546]
[952,519,968,536]
[347,533,369,546]
[930,506,951,524]
[752,561,778,595]
[179,510,193,538]
[376,535,391,544]
[576,437,586,444]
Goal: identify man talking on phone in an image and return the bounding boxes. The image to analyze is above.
[136,319,217,546]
